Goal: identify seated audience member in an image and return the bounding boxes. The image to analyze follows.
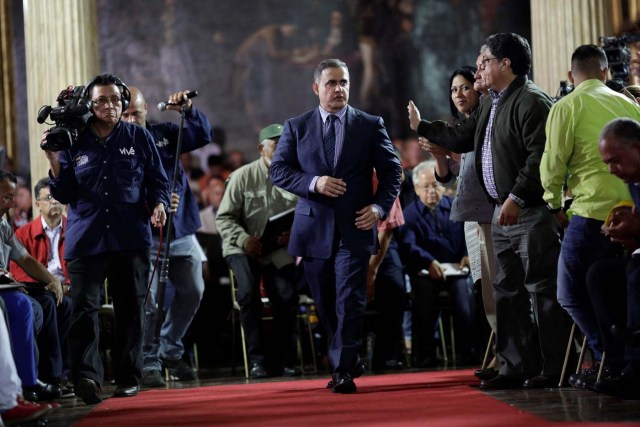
[199,176,225,236]
[216,124,300,378]
[585,118,640,398]
[0,299,56,425]
[10,177,73,396]
[368,172,406,371]
[398,160,477,367]
[417,63,496,376]
[540,45,640,389]
[198,176,227,286]
[0,171,64,401]
[12,183,32,229]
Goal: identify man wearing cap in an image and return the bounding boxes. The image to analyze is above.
[216,124,300,378]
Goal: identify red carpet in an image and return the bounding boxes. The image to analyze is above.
[77,370,628,426]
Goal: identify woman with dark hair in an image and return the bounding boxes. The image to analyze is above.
[417,60,498,374]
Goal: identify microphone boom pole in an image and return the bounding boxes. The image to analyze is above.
[152,103,188,343]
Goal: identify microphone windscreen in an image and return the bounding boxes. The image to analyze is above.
[157,102,168,112]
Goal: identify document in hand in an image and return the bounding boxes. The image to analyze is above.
[260,207,295,253]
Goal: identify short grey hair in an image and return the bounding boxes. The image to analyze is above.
[314,58,348,83]
[412,160,437,181]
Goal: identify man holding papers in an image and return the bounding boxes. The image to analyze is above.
[216,123,300,379]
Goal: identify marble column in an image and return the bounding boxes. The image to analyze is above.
[23,0,99,188]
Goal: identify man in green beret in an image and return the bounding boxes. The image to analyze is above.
[216,124,301,378]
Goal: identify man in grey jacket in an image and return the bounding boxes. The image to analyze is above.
[408,33,572,389]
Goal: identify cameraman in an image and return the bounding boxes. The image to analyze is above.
[122,86,212,387]
[41,74,170,405]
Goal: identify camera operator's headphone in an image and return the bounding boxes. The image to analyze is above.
[81,73,131,112]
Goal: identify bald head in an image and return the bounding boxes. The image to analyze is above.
[599,118,640,183]
[122,86,148,126]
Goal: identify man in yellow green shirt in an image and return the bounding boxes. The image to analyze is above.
[540,44,640,388]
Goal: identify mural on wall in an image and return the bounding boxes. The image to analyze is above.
[12,0,530,177]
[97,0,530,158]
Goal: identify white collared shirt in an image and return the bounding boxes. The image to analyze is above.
[41,216,66,283]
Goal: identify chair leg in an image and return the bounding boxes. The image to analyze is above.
[240,323,249,379]
[559,322,576,387]
[576,334,588,374]
[438,315,448,364]
[481,329,495,370]
[596,351,606,382]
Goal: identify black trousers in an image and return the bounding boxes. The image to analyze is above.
[27,287,72,383]
[371,240,406,367]
[227,254,298,368]
[67,250,149,387]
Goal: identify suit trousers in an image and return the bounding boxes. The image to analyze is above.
[304,241,369,374]
[492,204,572,379]
[67,250,149,387]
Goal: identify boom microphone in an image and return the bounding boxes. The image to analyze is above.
[157,90,198,111]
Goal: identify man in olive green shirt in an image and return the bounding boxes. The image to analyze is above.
[216,124,299,379]
[541,44,640,388]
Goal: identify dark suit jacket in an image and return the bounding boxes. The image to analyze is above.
[270,105,402,259]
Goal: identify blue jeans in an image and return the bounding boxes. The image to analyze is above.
[557,215,620,361]
[143,234,204,371]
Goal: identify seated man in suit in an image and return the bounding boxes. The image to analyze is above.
[216,124,300,378]
[10,177,73,397]
[398,160,477,367]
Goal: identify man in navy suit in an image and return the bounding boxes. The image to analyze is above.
[270,58,402,393]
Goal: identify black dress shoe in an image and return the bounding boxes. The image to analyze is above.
[523,375,560,389]
[593,373,640,399]
[113,385,139,398]
[23,380,63,402]
[474,367,498,381]
[74,378,102,405]
[249,363,269,379]
[282,366,302,377]
[479,375,523,390]
[331,372,357,394]
[327,362,366,388]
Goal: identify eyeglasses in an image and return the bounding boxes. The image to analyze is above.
[37,194,55,202]
[92,96,122,107]
[479,57,500,70]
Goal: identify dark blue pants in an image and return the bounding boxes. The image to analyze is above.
[304,241,369,374]
[0,291,41,387]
